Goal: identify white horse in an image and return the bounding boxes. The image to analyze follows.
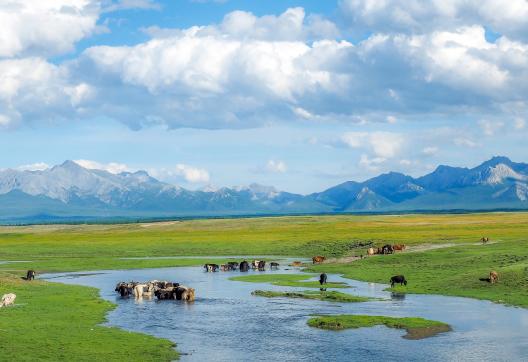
[1,293,16,308]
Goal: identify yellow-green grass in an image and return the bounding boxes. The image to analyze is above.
[252,290,370,302]
[0,273,178,361]
[307,315,451,339]
[230,274,349,288]
[2,212,527,274]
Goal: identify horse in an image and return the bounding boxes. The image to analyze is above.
[312,256,326,264]
[258,260,266,270]
[390,275,407,287]
[26,270,36,281]
[490,271,499,284]
[367,247,376,256]
[270,262,279,270]
[392,244,406,252]
[481,237,490,244]
[319,273,328,285]
[290,261,302,267]
[240,260,250,272]
[0,293,16,308]
[382,244,394,255]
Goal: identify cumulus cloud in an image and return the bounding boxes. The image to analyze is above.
[266,160,288,173]
[339,0,528,41]
[150,164,210,184]
[74,159,131,174]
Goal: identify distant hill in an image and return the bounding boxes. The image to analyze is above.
[0,157,527,223]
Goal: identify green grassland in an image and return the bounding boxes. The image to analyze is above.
[0,274,178,361]
[307,315,451,339]
[252,290,371,302]
[1,212,528,361]
[230,273,349,288]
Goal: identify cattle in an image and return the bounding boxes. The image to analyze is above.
[367,247,376,256]
[319,273,327,285]
[175,286,195,302]
[481,237,490,244]
[390,275,407,287]
[290,261,302,267]
[0,293,16,308]
[204,264,219,272]
[382,244,394,255]
[312,256,326,264]
[227,262,239,270]
[115,282,133,297]
[240,260,250,272]
[392,244,406,252]
[220,264,229,272]
[490,271,499,284]
[154,288,175,300]
[258,260,266,270]
[252,260,261,269]
[26,270,36,281]
[133,283,154,299]
[270,262,279,270]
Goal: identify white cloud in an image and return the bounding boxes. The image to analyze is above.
[74,159,131,174]
[341,131,403,158]
[103,0,161,12]
[173,163,210,183]
[266,160,288,173]
[454,137,478,148]
[359,154,386,171]
[17,162,50,171]
[422,146,439,156]
[0,0,101,58]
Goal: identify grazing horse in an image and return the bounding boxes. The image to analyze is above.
[257,260,266,270]
[319,273,328,285]
[392,244,406,252]
[490,271,499,284]
[390,275,407,287]
[290,261,302,267]
[481,237,490,244]
[26,270,36,281]
[240,261,250,272]
[382,245,394,255]
[312,256,326,264]
[0,293,16,308]
[270,262,279,270]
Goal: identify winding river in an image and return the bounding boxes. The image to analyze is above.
[43,260,528,361]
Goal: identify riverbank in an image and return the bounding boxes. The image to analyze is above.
[0,273,178,361]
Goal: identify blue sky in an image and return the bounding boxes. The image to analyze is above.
[1,0,527,193]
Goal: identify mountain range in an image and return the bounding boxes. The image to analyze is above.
[0,156,527,223]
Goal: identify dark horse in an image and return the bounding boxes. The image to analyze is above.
[390,275,407,287]
[319,273,328,285]
[258,260,266,271]
[270,262,279,270]
[240,260,250,272]
[26,270,36,281]
[382,244,394,255]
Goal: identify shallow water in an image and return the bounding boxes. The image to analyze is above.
[44,263,528,362]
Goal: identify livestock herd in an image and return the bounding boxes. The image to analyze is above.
[367,244,406,256]
[204,260,281,272]
[114,280,195,301]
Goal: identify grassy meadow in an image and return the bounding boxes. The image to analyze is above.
[1,212,528,360]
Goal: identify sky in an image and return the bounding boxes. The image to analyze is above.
[0,0,527,194]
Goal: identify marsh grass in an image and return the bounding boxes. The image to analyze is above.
[230,274,349,288]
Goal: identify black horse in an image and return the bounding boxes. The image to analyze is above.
[26,270,36,281]
[319,273,328,285]
[270,262,279,270]
[240,260,250,272]
[390,275,407,287]
[258,260,266,270]
[382,244,394,255]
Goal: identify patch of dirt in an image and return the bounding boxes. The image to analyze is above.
[140,221,180,228]
[403,325,452,340]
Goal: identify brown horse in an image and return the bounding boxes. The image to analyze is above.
[392,244,406,252]
[490,271,499,284]
[312,256,326,264]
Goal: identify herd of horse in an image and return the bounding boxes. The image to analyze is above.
[367,244,406,256]
[114,280,195,301]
